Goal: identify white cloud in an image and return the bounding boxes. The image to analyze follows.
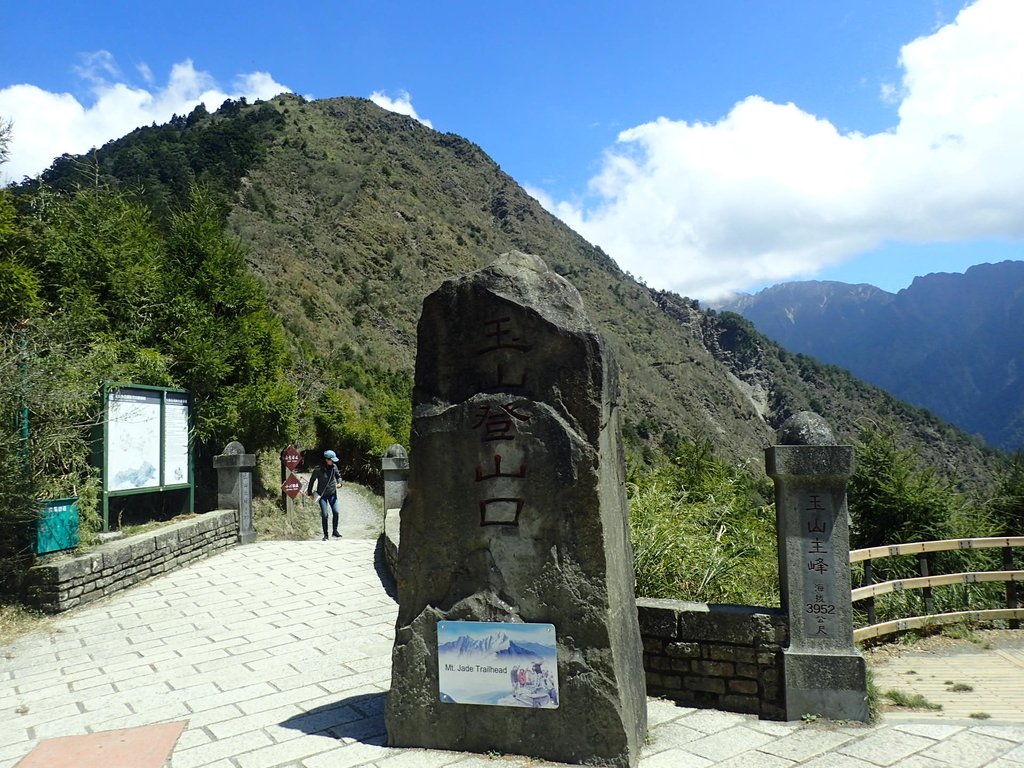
[0,54,290,184]
[369,90,433,128]
[540,0,1024,300]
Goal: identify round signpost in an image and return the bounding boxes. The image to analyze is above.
[282,473,302,499]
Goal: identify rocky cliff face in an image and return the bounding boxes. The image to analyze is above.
[717,261,1024,451]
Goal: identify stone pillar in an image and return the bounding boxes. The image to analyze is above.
[766,412,868,722]
[382,444,409,513]
[386,252,647,767]
[213,441,256,544]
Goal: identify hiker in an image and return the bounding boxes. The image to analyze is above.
[308,449,344,540]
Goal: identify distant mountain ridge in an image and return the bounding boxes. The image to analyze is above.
[437,633,549,660]
[716,261,1024,450]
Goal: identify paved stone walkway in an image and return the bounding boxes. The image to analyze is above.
[869,632,1024,723]
[3,539,1024,768]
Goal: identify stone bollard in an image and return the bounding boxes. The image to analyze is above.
[766,412,868,722]
[213,441,257,544]
[382,443,409,514]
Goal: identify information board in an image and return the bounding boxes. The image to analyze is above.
[101,384,193,531]
[164,392,190,485]
[437,621,558,708]
[107,388,162,491]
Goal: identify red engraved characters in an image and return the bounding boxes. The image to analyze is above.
[472,403,530,442]
[472,315,532,526]
[475,316,531,392]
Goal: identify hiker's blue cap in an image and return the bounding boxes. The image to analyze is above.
[324,450,339,462]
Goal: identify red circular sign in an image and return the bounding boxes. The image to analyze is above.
[282,447,302,470]
[282,473,302,499]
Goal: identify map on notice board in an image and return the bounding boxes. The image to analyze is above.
[107,388,162,491]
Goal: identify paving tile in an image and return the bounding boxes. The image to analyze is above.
[836,729,935,766]
[891,756,960,767]
[917,730,1019,768]
[237,684,327,715]
[799,754,880,768]
[758,726,856,761]
[746,719,802,738]
[302,738,393,767]
[1002,743,1024,762]
[181,703,245,727]
[0,739,35,765]
[637,748,712,767]
[205,702,303,740]
[710,752,797,768]
[673,709,751,735]
[646,697,695,727]
[890,722,966,740]
[683,724,778,761]
[643,720,705,754]
[375,749,472,767]
[159,724,275,768]
[233,733,341,768]
[5,702,83,730]
[443,756,533,768]
[974,724,1024,742]
[14,720,186,768]
[326,713,388,743]
[184,681,279,713]
[175,726,213,750]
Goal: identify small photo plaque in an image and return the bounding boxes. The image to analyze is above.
[437,620,558,708]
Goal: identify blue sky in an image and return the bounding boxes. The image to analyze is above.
[3,0,1022,300]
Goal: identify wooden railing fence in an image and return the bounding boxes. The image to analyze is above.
[849,536,1024,641]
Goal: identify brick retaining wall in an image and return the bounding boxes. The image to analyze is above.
[24,509,239,613]
[637,598,788,719]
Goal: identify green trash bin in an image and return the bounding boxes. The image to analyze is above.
[37,498,80,555]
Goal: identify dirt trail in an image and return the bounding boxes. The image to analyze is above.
[292,473,384,540]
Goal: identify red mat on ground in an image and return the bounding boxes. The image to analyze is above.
[16,720,187,768]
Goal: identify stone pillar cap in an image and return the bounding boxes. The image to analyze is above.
[777,412,835,446]
[385,444,408,459]
[213,453,256,469]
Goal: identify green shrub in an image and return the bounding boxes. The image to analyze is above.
[627,440,778,606]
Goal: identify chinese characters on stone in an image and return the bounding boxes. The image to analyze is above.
[804,494,837,637]
[472,317,532,526]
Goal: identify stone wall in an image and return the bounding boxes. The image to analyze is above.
[24,509,239,613]
[637,598,788,720]
[381,520,788,719]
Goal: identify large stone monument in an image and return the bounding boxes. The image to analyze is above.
[766,412,868,722]
[386,252,647,766]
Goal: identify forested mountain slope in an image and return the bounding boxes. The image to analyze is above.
[21,95,996,487]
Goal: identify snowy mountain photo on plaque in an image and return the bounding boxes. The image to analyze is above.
[437,621,558,708]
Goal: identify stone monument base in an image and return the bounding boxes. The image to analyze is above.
[783,649,869,722]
